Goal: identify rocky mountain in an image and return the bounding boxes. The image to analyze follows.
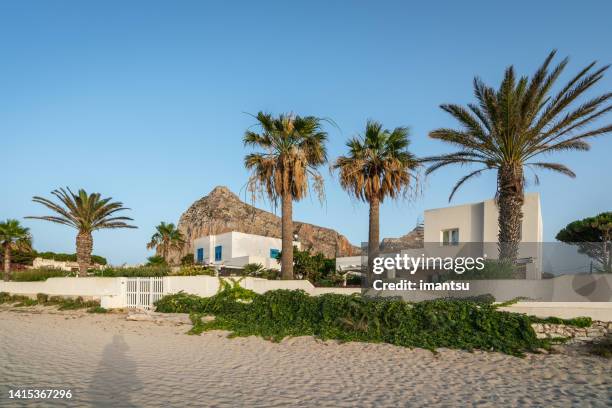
[165,186,361,263]
[380,225,424,252]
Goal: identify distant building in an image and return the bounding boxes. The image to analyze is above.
[31,257,105,272]
[336,193,543,279]
[192,231,300,271]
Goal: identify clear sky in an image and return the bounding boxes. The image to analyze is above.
[2,1,611,265]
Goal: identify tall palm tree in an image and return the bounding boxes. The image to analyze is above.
[26,188,137,276]
[332,120,420,282]
[146,222,185,263]
[244,112,328,279]
[0,219,32,281]
[424,51,612,262]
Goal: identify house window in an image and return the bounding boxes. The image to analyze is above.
[196,248,204,263]
[442,229,459,246]
[215,245,222,261]
[270,249,280,259]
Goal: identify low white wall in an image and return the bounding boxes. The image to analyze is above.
[1,276,610,321]
[0,277,121,298]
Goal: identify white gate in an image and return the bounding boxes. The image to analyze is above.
[126,277,164,310]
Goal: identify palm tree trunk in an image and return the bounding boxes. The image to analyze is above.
[76,230,93,277]
[497,165,524,263]
[280,191,294,280]
[3,244,10,282]
[367,196,381,285]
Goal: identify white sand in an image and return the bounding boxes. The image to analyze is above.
[0,308,610,407]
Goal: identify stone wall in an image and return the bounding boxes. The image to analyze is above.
[532,321,611,344]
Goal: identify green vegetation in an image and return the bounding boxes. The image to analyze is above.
[147,222,185,264]
[530,316,592,328]
[556,212,611,273]
[180,254,195,266]
[0,292,100,310]
[154,282,591,356]
[145,255,167,266]
[240,263,279,280]
[93,265,170,277]
[244,112,329,279]
[10,268,73,281]
[423,51,612,264]
[173,265,216,276]
[0,219,32,281]
[36,251,108,265]
[87,306,108,313]
[27,187,136,276]
[333,120,419,283]
[440,260,516,281]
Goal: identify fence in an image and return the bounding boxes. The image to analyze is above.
[126,277,164,310]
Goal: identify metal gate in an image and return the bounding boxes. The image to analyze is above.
[126,277,164,310]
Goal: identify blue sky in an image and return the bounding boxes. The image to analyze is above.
[2,1,611,264]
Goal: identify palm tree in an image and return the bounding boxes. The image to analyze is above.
[146,222,185,263]
[332,120,420,282]
[0,219,32,281]
[26,188,137,276]
[244,112,328,279]
[424,51,612,262]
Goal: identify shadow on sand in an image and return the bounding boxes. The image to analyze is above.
[87,335,143,407]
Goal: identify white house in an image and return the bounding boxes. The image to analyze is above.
[192,231,300,270]
[336,193,544,279]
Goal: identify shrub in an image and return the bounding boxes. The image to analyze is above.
[346,274,363,286]
[87,306,108,313]
[92,266,170,277]
[146,255,167,266]
[155,282,562,356]
[180,254,195,266]
[440,259,516,281]
[57,296,100,310]
[173,266,216,276]
[0,292,11,303]
[240,263,279,280]
[36,251,107,265]
[11,268,71,282]
[530,315,592,328]
[36,293,49,304]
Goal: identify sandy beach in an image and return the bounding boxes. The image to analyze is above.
[0,308,610,407]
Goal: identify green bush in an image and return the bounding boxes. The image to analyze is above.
[154,281,578,356]
[440,259,516,281]
[240,263,279,280]
[87,306,108,313]
[92,266,170,277]
[146,255,167,266]
[36,251,107,265]
[530,315,592,328]
[180,254,195,266]
[0,292,100,310]
[173,265,216,276]
[11,268,72,282]
[56,296,100,310]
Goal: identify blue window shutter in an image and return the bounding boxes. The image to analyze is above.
[270,249,280,259]
[197,248,204,263]
[215,245,222,261]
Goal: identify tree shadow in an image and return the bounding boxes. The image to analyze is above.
[87,335,142,407]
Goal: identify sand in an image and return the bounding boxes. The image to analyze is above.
[0,307,610,407]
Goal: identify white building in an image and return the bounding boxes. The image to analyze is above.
[336,193,544,279]
[192,231,300,271]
